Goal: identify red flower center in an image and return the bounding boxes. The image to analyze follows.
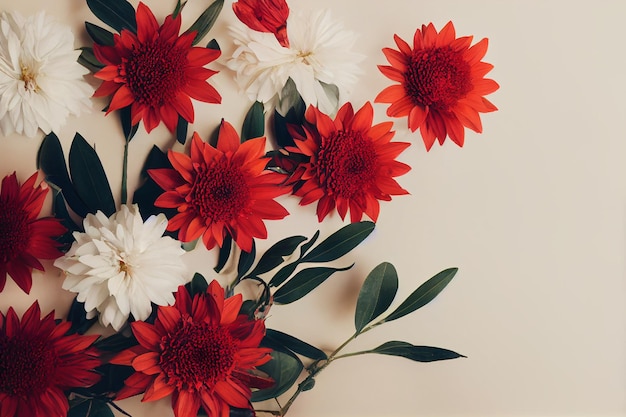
[124,39,188,107]
[316,131,378,199]
[159,319,238,390]
[404,46,472,110]
[0,201,30,263]
[191,162,250,223]
[0,335,56,396]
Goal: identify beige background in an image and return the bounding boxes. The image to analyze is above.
[1,0,625,416]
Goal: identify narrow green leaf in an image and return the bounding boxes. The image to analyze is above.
[50,186,80,247]
[214,234,233,273]
[86,0,137,33]
[264,329,327,360]
[354,262,398,333]
[176,115,188,145]
[189,273,209,296]
[268,259,300,288]
[85,22,115,46]
[173,0,187,18]
[369,341,465,362]
[185,0,224,45]
[78,47,105,73]
[241,101,265,141]
[384,268,458,323]
[301,221,375,263]
[273,265,353,304]
[66,297,98,335]
[67,398,114,417]
[251,349,303,402]
[69,133,116,216]
[37,132,89,217]
[132,146,177,221]
[249,235,307,277]
[94,332,137,352]
[237,241,256,279]
[119,106,138,142]
[299,230,319,256]
[207,38,220,50]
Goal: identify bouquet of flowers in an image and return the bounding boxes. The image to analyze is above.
[0,0,498,416]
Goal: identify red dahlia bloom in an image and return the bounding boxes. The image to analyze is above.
[0,172,66,294]
[0,302,101,417]
[93,2,222,133]
[111,280,273,417]
[233,0,290,47]
[288,102,411,222]
[149,121,289,252]
[375,21,499,150]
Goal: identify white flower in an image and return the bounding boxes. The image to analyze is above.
[0,10,92,138]
[54,204,188,331]
[226,8,364,115]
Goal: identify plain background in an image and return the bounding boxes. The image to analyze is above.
[1,0,625,416]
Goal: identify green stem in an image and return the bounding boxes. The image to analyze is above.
[121,139,129,205]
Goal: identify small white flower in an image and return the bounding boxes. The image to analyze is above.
[54,204,188,331]
[0,10,92,138]
[226,8,363,115]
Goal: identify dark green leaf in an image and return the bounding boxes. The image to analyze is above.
[241,101,265,141]
[214,234,233,273]
[237,241,256,279]
[86,0,137,33]
[69,133,116,216]
[83,363,135,397]
[119,106,138,142]
[68,398,114,417]
[185,0,224,45]
[268,259,299,288]
[384,268,458,323]
[251,349,303,402]
[207,38,220,50]
[299,377,315,391]
[85,22,115,45]
[132,146,178,221]
[189,273,209,296]
[67,297,98,335]
[94,332,137,351]
[249,235,307,277]
[355,262,398,333]
[273,265,353,304]
[173,0,187,18]
[369,341,465,362]
[301,221,375,263]
[264,329,327,360]
[38,132,89,218]
[176,115,188,145]
[50,186,80,247]
[78,47,104,73]
[299,230,319,256]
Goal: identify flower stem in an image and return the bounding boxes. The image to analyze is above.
[121,139,129,205]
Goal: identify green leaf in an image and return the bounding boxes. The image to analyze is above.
[268,259,299,288]
[237,241,256,279]
[241,101,265,141]
[86,0,137,33]
[249,235,307,277]
[37,132,90,217]
[264,329,327,360]
[185,0,224,45]
[384,268,458,323]
[119,106,138,142]
[251,349,303,402]
[50,186,80,247]
[301,221,375,263]
[207,38,220,50]
[173,0,187,18]
[78,47,105,73]
[368,341,465,362]
[273,265,353,304]
[354,262,398,333]
[319,81,340,114]
[68,398,114,417]
[299,230,319,256]
[214,234,233,273]
[132,146,178,221]
[189,273,209,296]
[69,133,116,216]
[94,332,137,352]
[176,115,188,145]
[85,22,115,46]
[67,297,98,335]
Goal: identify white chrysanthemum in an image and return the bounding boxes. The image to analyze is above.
[226,8,363,114]
[0,10,92,138]
[54,204,188,331]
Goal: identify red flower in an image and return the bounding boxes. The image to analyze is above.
[288,102,411,222]
[149,121,289,252]
[375,21,499,150]
[0,301,101,417]
[0,172,66,294]
[111,280,273,417]
[93,2,221,133]
[233,0,290,47]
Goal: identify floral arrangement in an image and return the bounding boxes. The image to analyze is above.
[0,0,499,417]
